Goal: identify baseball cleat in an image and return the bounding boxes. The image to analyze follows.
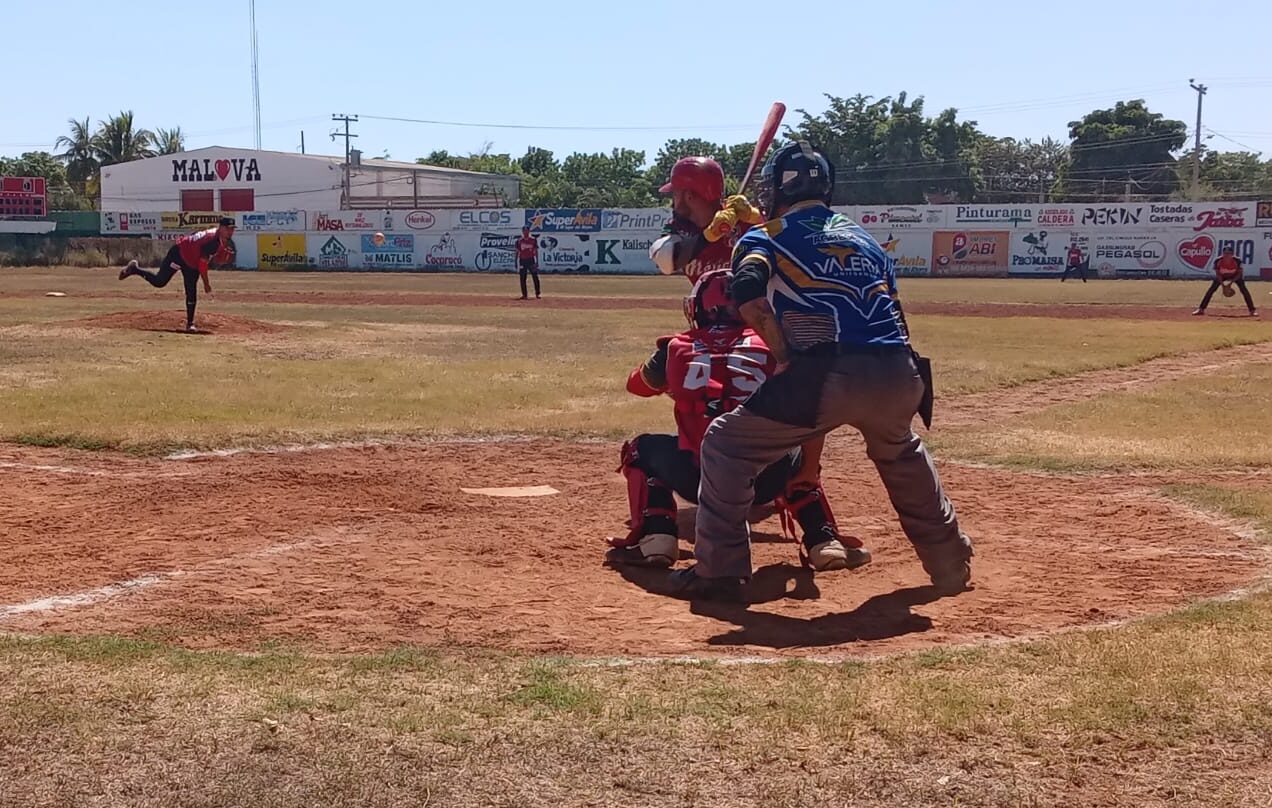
[185,323,198,333]
[801,539,872,572]
[118,260,138,280]
[1191,308,1205,316]
[914,534,974,596]
[605,533,677,568]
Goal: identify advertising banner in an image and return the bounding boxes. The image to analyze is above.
[419,231,466,269]
[237,211,306,231]
[1008,229,1088,276]
[524,208,603,233]
[310,210,389,232]
[931,230,1010,276]
[256,233,309,270]
[852,205,947,230]
[162,211,226,231]
[1089,234,1170,278]
[590,233,657,274]
[101,211,161,234]
[360,233,416,269]
[309,233,360,270]
[876,231,932,277]
[1257,201,1272,228]
[1174,230,1258,278]
[601,209,671,231]
[949,205,1035,228]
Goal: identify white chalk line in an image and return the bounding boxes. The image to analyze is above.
[0,534,353,622]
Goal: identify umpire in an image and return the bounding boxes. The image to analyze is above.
[668,142,974,601]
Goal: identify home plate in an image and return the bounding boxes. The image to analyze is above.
[461,485,560,498]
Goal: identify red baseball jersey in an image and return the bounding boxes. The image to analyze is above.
[517,235,538,260]
[1067,247,1083,266]
[662,215,744,283]
[627,326,776,459]
[176,228,222,277]
[1214,255,1242,278]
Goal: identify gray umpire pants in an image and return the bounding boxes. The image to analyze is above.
[694,348,971,579]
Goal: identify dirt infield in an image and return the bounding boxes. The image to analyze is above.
[71,310,286,336]
[0,435,1265,658]
[7,287,1268,320]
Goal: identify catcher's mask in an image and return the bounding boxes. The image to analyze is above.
[684,269,740,329]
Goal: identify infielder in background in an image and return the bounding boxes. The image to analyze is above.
[516,226,541,299]
[1062,241,1087,283]
[118,217,236,333]
[1193,245,1257,317]
[608,268,870,572]
[669,142,974,601]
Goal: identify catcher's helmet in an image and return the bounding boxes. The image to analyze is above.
[684,269,740,329]
[660,156,725,202]
[758,141,834,215]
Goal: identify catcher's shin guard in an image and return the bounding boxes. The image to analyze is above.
[606,439,679,567]
[781,482,871,571]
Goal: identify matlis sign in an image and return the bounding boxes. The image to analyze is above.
[171,158,263,183]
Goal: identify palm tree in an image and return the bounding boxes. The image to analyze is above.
[154,127,186,155]
[54,117,100,187]
[93,110,155,166]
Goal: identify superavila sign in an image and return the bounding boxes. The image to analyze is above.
[171,157,263,183]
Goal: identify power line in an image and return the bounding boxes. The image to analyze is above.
[359,113,759,133]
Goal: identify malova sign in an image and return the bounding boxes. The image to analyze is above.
[171,157,263,183]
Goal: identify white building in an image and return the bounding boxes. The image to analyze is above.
[100,146,519,212]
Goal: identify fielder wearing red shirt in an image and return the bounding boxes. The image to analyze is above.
[1062,242,1087,283]
[607,269,871,572]
[1194,246,1257,316]
[119,217,236,332]
[516,226,541,299]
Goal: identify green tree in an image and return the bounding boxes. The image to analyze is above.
[153,127,186,155]
[93,110,155,166]
[1058,100,1187,201]
[791,92,980,205]
[973,136,1069,202]
[558,148,655,207]
[1176,149,1272,200]
[54,116,99,190]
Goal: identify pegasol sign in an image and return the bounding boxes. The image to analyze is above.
[953,205,1034,227]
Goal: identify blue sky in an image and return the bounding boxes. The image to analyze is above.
[3,0,1269,164]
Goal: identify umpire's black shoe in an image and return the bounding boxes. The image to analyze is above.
[665,566,746,602]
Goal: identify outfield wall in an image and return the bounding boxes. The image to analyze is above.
[98,201,1272,279]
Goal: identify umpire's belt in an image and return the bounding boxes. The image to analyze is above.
[797,342,911,358]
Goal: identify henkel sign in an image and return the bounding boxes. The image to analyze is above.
[404,210,437,230]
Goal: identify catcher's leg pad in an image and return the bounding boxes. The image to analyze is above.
[608,438,679,566]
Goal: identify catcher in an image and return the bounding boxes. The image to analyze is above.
[119,217,236,332]
[607,268,872,573]
[1193,245,1257,317]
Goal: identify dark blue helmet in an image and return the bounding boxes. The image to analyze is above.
[758,141,834,215]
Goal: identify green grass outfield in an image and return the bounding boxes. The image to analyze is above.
[1,268,1270,807]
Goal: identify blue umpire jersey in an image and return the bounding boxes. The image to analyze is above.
[731,203,910,348]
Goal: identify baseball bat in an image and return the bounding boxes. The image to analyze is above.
[738,102,786,196]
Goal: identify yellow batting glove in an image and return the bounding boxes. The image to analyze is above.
[704,207,738,243]
[724,194,764,225]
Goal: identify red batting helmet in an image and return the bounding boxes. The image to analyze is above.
[660,157,725,201]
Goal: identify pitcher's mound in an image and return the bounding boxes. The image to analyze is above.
[73,311,286,336]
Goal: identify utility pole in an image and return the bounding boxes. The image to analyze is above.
[1188,79,1207,201]
[331,114,358,207]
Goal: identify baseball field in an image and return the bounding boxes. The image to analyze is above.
[1,268,1270,807]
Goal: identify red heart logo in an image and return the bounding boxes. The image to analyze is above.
[214,159,231,180]
[1178,235,1214,269]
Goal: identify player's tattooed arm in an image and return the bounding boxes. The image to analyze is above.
[738,298,790,370]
